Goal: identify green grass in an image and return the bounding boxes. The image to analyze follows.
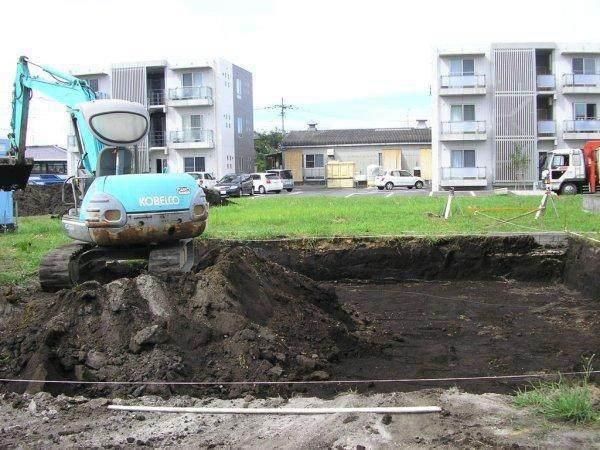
[515,357,599,424]
[1,194,599,285]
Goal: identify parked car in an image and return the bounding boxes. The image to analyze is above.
[214,173,254,197]
[266,169,294,192]
[376,169,425,190]
[28,174,68,186]
[188,172,217,189]
[251,172,283,194]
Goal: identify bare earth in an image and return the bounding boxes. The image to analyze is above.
[1,389,599,448]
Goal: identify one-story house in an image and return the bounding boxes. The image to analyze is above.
[26,145,68,175]
[280,123,432,184]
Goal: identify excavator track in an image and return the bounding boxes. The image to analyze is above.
[39,242,90,292]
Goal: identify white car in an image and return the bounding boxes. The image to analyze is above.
[376,169,425,190]
[188,172,217,189]
[251,172,283,194]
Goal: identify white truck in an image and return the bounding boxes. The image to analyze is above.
[542,141,600,195]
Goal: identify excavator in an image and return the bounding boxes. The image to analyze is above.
[0,57,209,291]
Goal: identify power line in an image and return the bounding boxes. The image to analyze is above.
[261,97,296,134]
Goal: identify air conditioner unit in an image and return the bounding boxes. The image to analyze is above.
[327,148,335,157]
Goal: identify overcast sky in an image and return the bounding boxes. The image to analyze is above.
[1,0,600,144]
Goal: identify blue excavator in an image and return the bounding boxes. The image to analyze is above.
[0,57,209,291]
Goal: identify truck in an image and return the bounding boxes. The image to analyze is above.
[0,57,209,291]
[542,140,600,195]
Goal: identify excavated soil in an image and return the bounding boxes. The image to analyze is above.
[0,236,599,400]
[13,185,67,217]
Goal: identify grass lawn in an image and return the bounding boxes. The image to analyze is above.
[1,194,599,285]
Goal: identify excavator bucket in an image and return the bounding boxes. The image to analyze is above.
[0,156,34,191]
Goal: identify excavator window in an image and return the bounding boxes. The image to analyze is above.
[97,147,133,177]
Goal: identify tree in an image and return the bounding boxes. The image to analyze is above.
[510,144,530,190]
[254,130,283,172]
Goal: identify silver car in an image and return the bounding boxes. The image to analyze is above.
[267,169,294,192]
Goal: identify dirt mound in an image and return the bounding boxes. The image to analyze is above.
[13,185,67,217]
[0,247,361,398]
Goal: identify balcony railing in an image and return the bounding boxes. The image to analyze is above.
[441,167,486,180]
[441,121,486,134]
[536,74,555,90]
[169,129,214,144]
[537,120,556,136]
[168,86,213,101]
[149,130,166,147]
[563,73,600,87]
[440,74,486,89]
[148,89,165,106]
[564,119,600,133]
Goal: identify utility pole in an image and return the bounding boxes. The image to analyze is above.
[264,98,296,134]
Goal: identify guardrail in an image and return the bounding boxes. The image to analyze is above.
[537,120,556,136]
[563,73,600,87]
[563,119,600,133]
[536,74,555,90]
[168,86,213,101]
[441,167,486,180]
[440,74,485,89]
[149,131,166,147]
[441,121,486,134]
[147,89,165,106]
[169,129,214,144]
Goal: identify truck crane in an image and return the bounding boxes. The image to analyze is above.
[542,140,600,194]
[0,57,209,291]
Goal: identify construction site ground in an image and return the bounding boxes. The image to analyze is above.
[0,235,598,447]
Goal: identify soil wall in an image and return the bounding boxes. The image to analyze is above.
[564,237,600,301]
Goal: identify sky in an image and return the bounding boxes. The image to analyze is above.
[1,0,600,144]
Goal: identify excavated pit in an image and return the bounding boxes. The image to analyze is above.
[0,234,598,398]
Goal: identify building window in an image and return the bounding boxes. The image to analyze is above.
[156,158,168,173]
[572,57,597,75]
[87,78,99,92]
[574,102,597,120]
[184,156,205,173]
[450,104,475,121]
[237,117,243,136]
[450,58,474,75]
[305,154,324,168]
[235,78,242,99]
[451,150,476,168]
[31,161,67,174]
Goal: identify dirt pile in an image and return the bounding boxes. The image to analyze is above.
[13,185,67,217]
[0,247,361,398]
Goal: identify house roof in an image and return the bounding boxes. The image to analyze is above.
[282,128,431,147]
[25,145,68,161]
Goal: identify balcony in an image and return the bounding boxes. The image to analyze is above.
[562,74,600,94]
[147,89,166,109]
[563,119,600,139]
[169,129,214,149]
[149,131,166,149]
[536,75,555,91]
[537,120,556,138]
[439,74,486,95]
[168,86,214,107]
[440,121,487,141]
[440,167,487,188]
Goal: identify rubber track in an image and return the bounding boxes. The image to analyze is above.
[39,242,89,292]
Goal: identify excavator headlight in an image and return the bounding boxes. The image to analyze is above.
[104,209,122,222]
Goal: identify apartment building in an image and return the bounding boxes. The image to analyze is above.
[432,42,600,190]
[67,58,254,178]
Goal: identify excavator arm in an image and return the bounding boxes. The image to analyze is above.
[1,56,102,190]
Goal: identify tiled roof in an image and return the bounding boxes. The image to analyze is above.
[282,128,431,147]
[25,145,68,161]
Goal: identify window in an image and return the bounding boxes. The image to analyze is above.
[87,78,99,92]
[450,104,475,121]
[450,58,474,75]
[574,103,597,120]
[451,150,476,168]
[181,72,202,98]
[184,156,205,172]
[156,158,168,173]
[235,78,242,99]
[237,117,243,136]
[400,170,412,177]
[572,57,596,75]
[305,154,324,168]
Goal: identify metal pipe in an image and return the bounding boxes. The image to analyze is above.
[108,405,441,415]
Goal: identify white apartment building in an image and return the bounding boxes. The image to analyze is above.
[432,42,600,191]
[67,58,254,178]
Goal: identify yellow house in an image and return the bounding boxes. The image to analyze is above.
[280,124,432,185]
